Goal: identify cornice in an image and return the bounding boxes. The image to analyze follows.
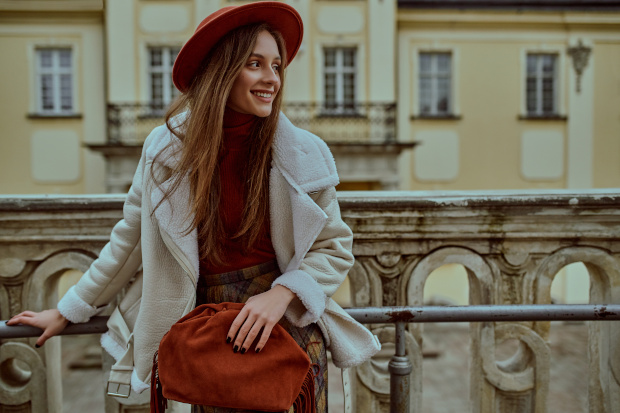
[0,0,103,12]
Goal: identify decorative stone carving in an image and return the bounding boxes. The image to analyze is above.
[567,39,592,93]
[339,191,620,412]
[2,191,620,412]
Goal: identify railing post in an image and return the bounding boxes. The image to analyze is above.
[389,321,412,413]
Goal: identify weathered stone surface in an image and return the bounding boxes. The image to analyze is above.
[0,190,619,412]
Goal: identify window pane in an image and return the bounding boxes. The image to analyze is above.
[325,73,336,105]
[527,55,537,75]
[437,53,451,73]
[344,73,355,104]
[39,50,53,68]
[41,74,54,110]
[526,77,537,113]
[542,55,555,74]
[60,74,72,110]
[151,73,163,108]
[150,49,163,67]
[437,77,450,113]
[324,49,336,67]
[419,53,431,74]
[542,78,554,113]
[419,75,432,114]
[171,48,181,66]
[343,49,355,68]
[59,49,72,68]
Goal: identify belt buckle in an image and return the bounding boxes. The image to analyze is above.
[107,381,131,398]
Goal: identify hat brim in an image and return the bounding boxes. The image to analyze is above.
[172,2,303,93]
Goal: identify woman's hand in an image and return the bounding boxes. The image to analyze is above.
[227,285,295,354]
[6,309,70,347]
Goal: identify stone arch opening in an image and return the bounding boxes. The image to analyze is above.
[534,247,620,412]
[421,263,470,413]
[406,247,495,412]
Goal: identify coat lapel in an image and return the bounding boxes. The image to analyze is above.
[146,112,340,281]
[146,132,199,285]
[271,113,341,271]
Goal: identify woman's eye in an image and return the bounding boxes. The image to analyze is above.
[248,61,259,68]
[272,65,280,72]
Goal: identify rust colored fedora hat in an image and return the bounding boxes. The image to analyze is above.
[172,1,303,93]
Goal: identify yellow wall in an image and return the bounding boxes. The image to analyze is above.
[593,41,620,188]
[0,12,106,194]
[397,10,620,192]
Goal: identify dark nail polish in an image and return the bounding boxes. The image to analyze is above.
[240,348,246,354]
[233,345,238,353]
[226,337,231,344]
[255,348,261,353]
[35,344,40,348]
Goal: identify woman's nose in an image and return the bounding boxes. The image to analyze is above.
[262,67,279,85]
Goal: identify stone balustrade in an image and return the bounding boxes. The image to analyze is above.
[1,190,619,412]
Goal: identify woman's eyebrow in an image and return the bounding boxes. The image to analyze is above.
[250,53,281,61]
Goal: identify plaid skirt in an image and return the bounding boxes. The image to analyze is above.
[193,260,328,413]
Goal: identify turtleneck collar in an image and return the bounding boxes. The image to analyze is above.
[223,106,256,129]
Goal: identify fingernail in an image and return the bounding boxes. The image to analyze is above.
[233,345,238,353]
[240,348,246,354]
[226,337,231,344]
[35,344,40,348]
[255,348,261,353]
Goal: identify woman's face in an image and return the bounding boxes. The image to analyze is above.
[227,30,282,117]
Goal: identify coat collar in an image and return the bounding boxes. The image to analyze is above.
[144,112,339,283]
[146,111,339,193]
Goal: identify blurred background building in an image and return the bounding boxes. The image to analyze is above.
[1,0,619,304]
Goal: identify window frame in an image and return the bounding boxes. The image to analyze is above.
[417,51,453,117]
[520,46,566,120]
[410,45,460,120]
[322,46,358,115]
[526,53,559,117]
[35,47,76,116]
[147,45,181,114]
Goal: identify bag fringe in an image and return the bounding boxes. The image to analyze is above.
[293,366,316,413]
[151,351,168,413]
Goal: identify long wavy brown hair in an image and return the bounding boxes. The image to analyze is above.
[152,23,287,266]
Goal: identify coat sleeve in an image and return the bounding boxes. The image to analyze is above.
[272,186,354,327]
[57,136,153,324]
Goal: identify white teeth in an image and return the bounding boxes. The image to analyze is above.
[253,92,272,98]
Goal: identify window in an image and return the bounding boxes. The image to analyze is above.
[323,47,356,113]
[36,48,74,114]
[419,53,452,116]
[526,54,558,116]
[149,46,181,111]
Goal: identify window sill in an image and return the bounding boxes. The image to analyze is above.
[518,115,568,121]
[410,114,462,121]
[316,112,367,119]
[137,112,166,120]
[28,113,83,120]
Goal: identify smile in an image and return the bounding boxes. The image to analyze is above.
[252,91,273,98]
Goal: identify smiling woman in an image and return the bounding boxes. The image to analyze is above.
[227,32,282,117]
[6,2,381,413]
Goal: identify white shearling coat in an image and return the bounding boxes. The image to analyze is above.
[57,113,380,398]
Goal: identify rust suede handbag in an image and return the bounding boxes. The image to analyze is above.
[151,302,316,412]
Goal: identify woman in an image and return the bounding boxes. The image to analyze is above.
[8,2,380,412]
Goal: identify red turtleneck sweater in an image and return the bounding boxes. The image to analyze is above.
[199,108,277,276]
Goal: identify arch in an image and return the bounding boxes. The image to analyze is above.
[533,246,618,305]
[406,246,495,307]
[532,246,620,411]
[404,247,496,413]
[26,251,95,311]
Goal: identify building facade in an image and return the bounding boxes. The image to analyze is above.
[1,0,619,308]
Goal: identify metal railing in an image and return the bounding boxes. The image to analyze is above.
[2,304,619,413]
[106,101,397,145]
